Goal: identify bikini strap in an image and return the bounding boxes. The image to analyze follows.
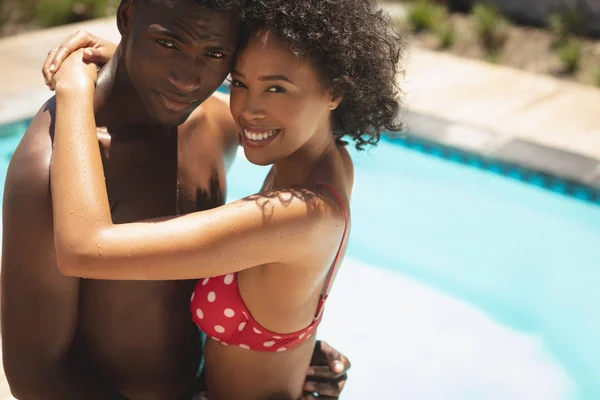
[314,182,349,321]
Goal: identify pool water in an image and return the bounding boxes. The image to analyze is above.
[0,120,29,192]
[227,139,600,399]
[1,121,599,399]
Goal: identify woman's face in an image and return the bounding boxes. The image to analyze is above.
[229,31,340,166]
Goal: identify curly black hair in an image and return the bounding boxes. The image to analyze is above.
[131,0,246,11]
[239,0,404,149]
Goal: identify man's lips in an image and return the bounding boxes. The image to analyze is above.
[157,92,196,113]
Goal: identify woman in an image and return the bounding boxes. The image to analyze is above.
[49,0,402,398]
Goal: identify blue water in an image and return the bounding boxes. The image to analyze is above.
[0,120,29,191]
[1,121,599,398]
[226,139,600,399]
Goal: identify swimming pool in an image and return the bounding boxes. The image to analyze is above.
[1,120,599,399]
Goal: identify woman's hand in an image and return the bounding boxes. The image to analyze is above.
[52,49,98,93]
[43,30,116,90]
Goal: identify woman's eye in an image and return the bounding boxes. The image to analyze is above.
[229,79,246,88]
[267,86,286,93]
[157,39,176,49]
[206,51,225,59]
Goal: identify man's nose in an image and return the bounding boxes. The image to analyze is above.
[167,61,203,93]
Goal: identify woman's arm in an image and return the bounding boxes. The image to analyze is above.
[51,53,344,281]
[43,30,116,90]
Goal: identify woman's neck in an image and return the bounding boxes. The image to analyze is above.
[271,126,337,188]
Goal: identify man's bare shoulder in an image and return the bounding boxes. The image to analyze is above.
[181,92,239,168]
[184,92,233,130]
[6,98,56,194]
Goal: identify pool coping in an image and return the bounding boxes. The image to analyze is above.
[400,109,600,194]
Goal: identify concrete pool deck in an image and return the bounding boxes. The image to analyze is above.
[402,50,600,191]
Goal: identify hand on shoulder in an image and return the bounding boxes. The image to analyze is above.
[52,49,98,93]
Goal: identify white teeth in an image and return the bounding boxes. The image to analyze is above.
[244,128,277,141]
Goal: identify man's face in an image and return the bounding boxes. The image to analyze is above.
[120,1,239,127]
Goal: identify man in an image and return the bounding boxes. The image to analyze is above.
[1,1,349,399]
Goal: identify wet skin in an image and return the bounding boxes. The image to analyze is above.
[1,2,239,399]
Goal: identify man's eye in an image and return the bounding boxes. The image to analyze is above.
[157,39,176,49]
[267,86,286,93]
[206,51,225,59]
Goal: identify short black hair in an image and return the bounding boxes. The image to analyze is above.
[239,0,404,149]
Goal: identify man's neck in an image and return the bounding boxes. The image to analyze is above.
[93,45,163,134]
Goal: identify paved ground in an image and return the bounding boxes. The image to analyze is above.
[0,18,121,124]
[402,48,600,188]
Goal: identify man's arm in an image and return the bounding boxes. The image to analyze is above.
[1,103,127,400]
[302,340,351,400]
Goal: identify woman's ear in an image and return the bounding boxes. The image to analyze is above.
[117,0,135,37]
[328,95,342,111]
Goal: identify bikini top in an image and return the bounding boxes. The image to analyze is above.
[189,183,348,352]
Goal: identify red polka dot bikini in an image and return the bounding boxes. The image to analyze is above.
[190,183,349,352]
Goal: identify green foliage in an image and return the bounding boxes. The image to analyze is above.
[594,67,600,87]
[407,0,446,33]
[436,21,456,49]
[34,0,116,28]
[547,13,569,47]
[473,2,508,56]
[561,8,585,36]
[547,9,584,48]
[557,39,582,74]
[0,0,5,29]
